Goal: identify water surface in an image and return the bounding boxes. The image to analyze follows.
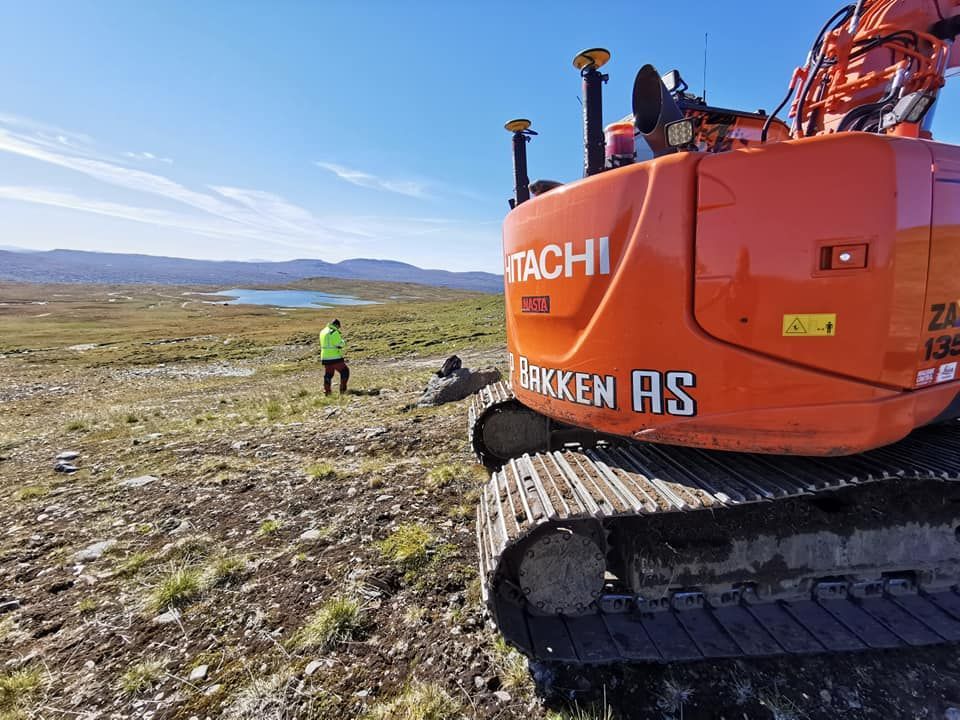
[209,288,378,308]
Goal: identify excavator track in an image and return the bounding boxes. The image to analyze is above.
[469,382,608,469]
[473,388,960,664]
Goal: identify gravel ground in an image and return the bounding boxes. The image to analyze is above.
[4,342,960,720]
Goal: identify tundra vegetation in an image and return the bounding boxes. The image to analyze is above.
[2,280,958,719]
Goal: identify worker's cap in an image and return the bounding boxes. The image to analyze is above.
[331,319,341,327]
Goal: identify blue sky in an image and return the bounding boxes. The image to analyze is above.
[0,1,957,273]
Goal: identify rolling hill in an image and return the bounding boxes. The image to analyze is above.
[0,248,503,293]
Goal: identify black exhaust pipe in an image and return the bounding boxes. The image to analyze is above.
[573,48,610,177]
[505,119,536,209]
[633,64,684,158]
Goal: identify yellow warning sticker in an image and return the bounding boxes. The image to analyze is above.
[782,313,837,336]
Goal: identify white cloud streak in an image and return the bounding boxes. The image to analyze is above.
[123,150,173,164]
[0,113,499,268]
[314,161,430,199]
[0,185,321,250]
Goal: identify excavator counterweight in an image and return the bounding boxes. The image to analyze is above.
[473,0,960,666]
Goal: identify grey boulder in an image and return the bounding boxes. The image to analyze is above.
[417,367,501,407]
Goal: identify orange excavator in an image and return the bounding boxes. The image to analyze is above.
[472,0,960,664]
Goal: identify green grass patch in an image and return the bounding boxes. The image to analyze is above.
[425,464,459,491]
[264,398,283,421]
[65,417,88,432]
[377,523,433,574]
[204,554,247,587]
[115,551,153,577]
[147,564,202,612]
[447,489,480,521]
[426,461,487,493]
[365,681,463,720]
[289,596,366,651]
[0,283,502,370]
[491,636,530,692]
[257,519,281,536]
[119,659,165,695]
[306,461,336,480]
[0,666,43,714]
[14,485,48,502]
[545,702,616,720]
[77,597,98,615]
[161,535,212,564]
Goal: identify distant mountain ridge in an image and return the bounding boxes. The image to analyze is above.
[0,249,503,293]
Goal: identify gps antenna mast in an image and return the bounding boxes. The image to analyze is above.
[505,119,536,209]
[702,32,709,102]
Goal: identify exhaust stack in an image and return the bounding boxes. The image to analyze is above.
[573,48,610,177]
[505,119,536,209]
[632,64,684,157]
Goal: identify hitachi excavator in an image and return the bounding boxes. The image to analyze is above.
[472,0,960,664]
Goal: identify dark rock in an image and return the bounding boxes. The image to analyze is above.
[436,355,462,378]
[54,462,78,473]
[47,580,73,594]
[0,599,21,614]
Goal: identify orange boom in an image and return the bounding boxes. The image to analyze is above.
[473,0,960,667]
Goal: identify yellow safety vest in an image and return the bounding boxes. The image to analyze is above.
[319,325,344,361]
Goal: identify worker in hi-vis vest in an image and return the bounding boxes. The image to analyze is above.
[318,319,349,395]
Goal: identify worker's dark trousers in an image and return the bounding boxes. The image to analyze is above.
[322,359,349,395]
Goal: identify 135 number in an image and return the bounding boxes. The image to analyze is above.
[924,334,960,361]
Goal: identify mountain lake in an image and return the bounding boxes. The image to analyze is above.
[208,288,379,308]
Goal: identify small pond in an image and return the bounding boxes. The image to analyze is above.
[209,288,379,308]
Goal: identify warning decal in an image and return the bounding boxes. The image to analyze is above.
[782,313,837,337]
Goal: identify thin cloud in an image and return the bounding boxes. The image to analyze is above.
[0,112,93,148]
[314,161,430,199]
[0,185,350,253]
[123,150,173,164]
[0,113,498,266]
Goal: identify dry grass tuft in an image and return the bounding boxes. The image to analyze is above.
[13,485,48,502]
[491,636,530,692]
[377,523,432,573]
[258,519,281,536]
[115,551,152,577]
[0,666,43,714]
[306,461,336,480]
[289,596,366,651]
[365,681,463,720]
[64,416,88,432]
[264,398,283,421]
[655,678,693,715]
[546,702,615,720]
[147,564,201,612]
[425,463,460,491]
[204,554,248,587]
[119,658,165,695]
